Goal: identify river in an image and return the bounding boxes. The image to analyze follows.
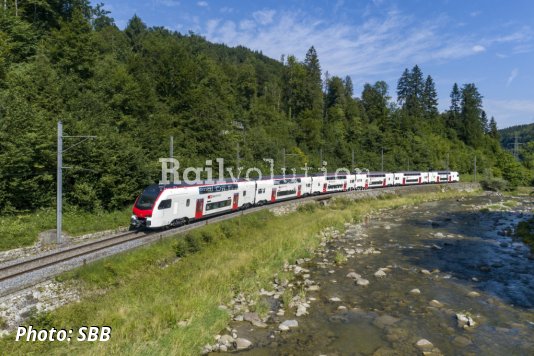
[238,194,534,355]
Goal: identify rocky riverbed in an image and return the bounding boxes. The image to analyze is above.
[208,193,534,355]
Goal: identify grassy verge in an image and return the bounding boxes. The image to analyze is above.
[0,189,478,355]
[0,207,131,251]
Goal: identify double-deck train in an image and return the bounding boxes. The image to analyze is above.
[131,171,459,229]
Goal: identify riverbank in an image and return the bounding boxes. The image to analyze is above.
[236,191,534,355]
[0,186,480,355]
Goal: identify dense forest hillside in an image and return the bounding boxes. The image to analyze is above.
[499,123,534,171]
[499,123,534,149]
[0,1,531,214]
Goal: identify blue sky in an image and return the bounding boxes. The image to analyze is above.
[93,0,534,129]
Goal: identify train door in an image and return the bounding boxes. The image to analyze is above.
[365,180,369,189]
[271,188,277,202]
[195,198,204,219]
[297,185,302,197]
[383,178,386,187]
[402,177,406,185]
[233,193,239,210]
[323,183,327,193]
[448,175,451,182]
[418,177,422,184]
[343,182,347,191]
[437,176,440,183]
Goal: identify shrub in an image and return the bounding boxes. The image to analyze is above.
[201,230,214,244]
[174,239,189,257]
[26,308,54,328]
[185,233,201,253]
[480,178,510,191]
[297,203,317,213]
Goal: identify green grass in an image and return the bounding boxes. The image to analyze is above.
[0,189,479,355]
[334,251,347,265]
[0,207,132,251]
[502,186,534,197]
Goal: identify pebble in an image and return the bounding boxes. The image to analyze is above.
[421,269,431,275]
[452,335,472,347]
[410,288,421,295]
[429,300,444,308]
[337,306,347,311]
[467,291,480,298]
[329,297,342,302]
[415,338,434,351]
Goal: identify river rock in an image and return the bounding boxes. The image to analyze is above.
[415,338,434,351]
[219,334,234,346]
[279,320,298,330]
[373,314,400,328]
[456,313,476,328]
[346,272,361,279]
[356,278,370,286]
[421,269,431,275]
[467,291,480,298]
[452,335,472,347]
[243,312,267,327]
[374,269,387,278]
[329,297,342,302]
[410,288,421,295]
[219,344,227,352]
[236,338,252,350]
[201,344,212,355]
[307,285,321,291]
[429,300,444,308]
[296,304,308,317]
[243,312,260,323]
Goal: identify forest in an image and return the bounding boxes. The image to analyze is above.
[0,1,531,214]
[499,123,534,168]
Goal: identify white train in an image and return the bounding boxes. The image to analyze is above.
[131,171,460,228]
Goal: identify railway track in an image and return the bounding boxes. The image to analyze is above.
[0,184,465,297]
[0,230,145,283]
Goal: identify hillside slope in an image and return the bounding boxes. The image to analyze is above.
[0,2,531,214]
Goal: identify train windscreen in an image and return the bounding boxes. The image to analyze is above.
[135,184,161,210]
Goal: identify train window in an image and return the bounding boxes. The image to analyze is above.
[206,199,231,211]
[243,191,246,197]
[186,199,190,207]
[158,199,172,210]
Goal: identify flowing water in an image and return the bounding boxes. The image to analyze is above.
[240,195,534,355]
